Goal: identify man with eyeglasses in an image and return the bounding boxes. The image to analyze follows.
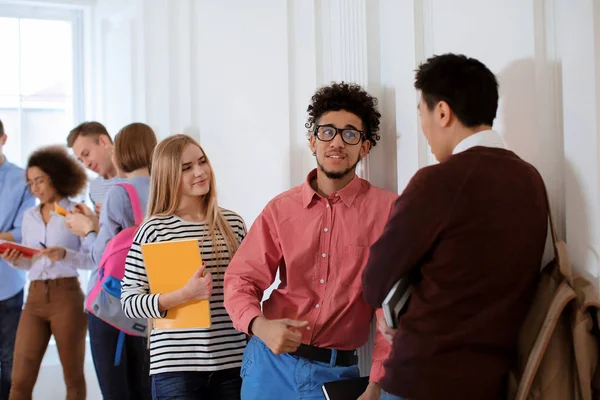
[225,82,398,400]
[0,119,35,400]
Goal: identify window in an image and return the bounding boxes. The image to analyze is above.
[0,8,83,168]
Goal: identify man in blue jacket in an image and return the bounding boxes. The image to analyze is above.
[0,119,35,400]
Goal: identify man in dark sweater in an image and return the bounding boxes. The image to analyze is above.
[362,54,548,400]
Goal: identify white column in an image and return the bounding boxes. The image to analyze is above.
[314,0,379,375]
[317,0,371,180]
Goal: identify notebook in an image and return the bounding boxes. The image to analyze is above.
[321,376,370,400]
[54,203,69,217]
[382,270,417,329]
[141,238,211,330]
[0,240,41,259]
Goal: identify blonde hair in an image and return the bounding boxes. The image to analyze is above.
[148,134,240,267]
[114,123,157,173]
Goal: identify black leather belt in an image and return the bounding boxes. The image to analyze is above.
[291,344,358,367]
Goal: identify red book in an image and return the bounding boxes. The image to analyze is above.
[0,240,41,259]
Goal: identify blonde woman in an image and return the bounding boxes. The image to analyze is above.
[121,134,247,400]
[60,123,157,400]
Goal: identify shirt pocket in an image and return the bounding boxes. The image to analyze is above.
[340,245,369,289]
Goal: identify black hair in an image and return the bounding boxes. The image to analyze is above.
[415,53,499,127]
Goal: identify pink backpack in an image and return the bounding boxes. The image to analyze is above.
[86,184,147,364]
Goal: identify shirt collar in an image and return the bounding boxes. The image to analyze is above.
[301,168,364,208]
[34,198,71,213]
[56,198,72,211]
[452,129,507,155]
[0,156,10,171]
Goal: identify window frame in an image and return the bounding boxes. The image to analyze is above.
[0,4,85,166]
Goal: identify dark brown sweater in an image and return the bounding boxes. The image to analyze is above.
[362,147,548,400]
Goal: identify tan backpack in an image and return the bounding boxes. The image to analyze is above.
[508,195,600,399]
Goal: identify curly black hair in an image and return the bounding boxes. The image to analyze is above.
[26,145,88,198]
[305,82,381,147]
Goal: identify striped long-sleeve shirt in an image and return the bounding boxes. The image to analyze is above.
[121,209,248,375]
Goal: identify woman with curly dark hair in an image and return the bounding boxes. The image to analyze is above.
[1,145,91,400]
[224,82,398,399]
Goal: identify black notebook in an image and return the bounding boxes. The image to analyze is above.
[321,376,369,400]
[382,269,418,329]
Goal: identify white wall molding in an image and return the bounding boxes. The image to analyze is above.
[594,0,600,289]
[414,0,435,167]
[319,0,369,86]
[317,0,371,180]
[93,0,145,134]
[287,0,317,186]
[532,0,565,242]
[166,0,194,139]
[555,0,599,287]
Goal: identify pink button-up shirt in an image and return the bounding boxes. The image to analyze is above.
[224,169,398,381]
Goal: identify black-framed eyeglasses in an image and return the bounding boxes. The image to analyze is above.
[314,124,365,145]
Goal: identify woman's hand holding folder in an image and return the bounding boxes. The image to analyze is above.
[157,262,212,313]
[182,262,213,300]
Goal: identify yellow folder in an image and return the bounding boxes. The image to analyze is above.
[141,238,211,330]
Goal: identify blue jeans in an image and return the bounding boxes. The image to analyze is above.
[0,290,23,400]
[88,313,151,400]
[151,369,241,400]
[241,336,360,399]
[380,391,406,400]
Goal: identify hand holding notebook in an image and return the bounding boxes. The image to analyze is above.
[382,269,419,329]
[181,263,213,301]
[0,240,41,259]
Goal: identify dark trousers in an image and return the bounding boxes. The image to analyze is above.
[0,290,23,400]
[88,313,151,400]
[151,369,241,400]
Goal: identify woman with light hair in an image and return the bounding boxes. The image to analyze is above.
[121,134,247,400]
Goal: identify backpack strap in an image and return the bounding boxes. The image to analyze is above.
[534,169,573,284]
[116,183,144,226]
[113,331,126,366]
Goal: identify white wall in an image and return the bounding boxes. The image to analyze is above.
[90,0,402,223]
[556,0,600,284]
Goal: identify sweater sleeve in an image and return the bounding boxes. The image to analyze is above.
[362,167,459,308]
[121,219,166,319]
